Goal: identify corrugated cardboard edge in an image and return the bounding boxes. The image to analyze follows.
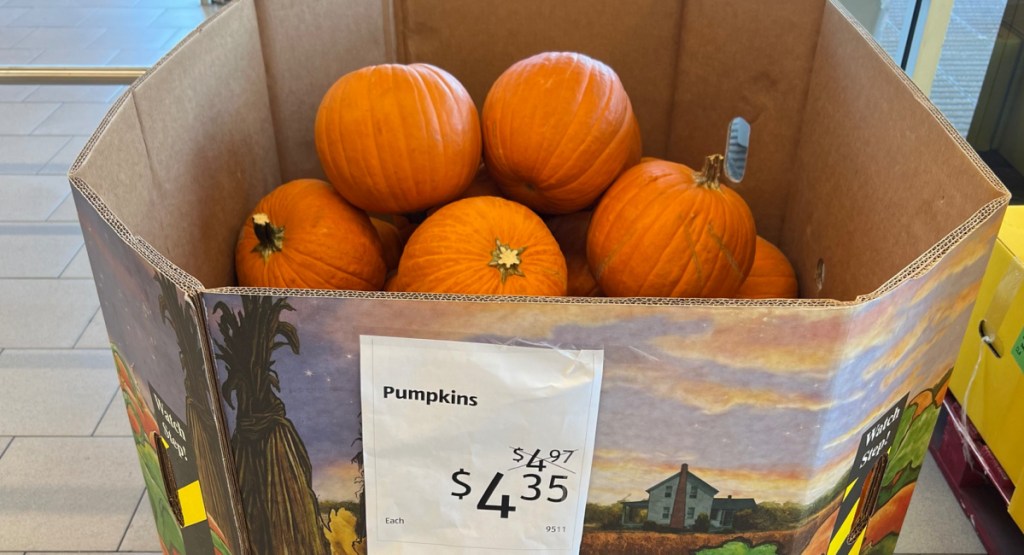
[68,3,254,552]
[821,0,1010,302]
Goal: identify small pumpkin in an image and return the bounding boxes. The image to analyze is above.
[315,63,481,213]
[482,51,642,215]
[396,196,567,296]
[546,211,601,297]
[427,164,504,216]
[588,155,756,298]
[235,179,386,290]
[370,216,408,272]
[736,236,798,299]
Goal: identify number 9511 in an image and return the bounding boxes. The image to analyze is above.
[545,525,567,533]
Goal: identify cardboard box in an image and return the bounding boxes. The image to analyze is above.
[69,1,1008,553]
[950,205,1024,532]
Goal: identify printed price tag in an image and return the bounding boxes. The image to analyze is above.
[360,335,603,554]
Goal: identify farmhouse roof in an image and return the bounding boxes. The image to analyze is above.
[646,470,719,496]
[711,497,757,511]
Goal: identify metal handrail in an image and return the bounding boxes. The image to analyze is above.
[0,66,148,85]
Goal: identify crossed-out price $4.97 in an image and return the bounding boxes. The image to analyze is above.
[450,447,579,524]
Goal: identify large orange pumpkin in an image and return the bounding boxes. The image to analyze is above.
[235,179,386,290]
[482,52,642,215]
[736,236,799,299]
[315,63,481,213]
[588,155,757,298]
[546,211,601,297]
[396,196,567,296]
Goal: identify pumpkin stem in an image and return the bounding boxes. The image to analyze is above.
[251,213,284,263]
[695,154,726,191]
[488,239,527,284]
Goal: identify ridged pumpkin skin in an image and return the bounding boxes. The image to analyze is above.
[546,211,601,297]
[370,217,405,273]
[235,179,386,290]
[736,236,799,299]
[588,156,757,298]
[315,63,481,213]
[397,196,568,296]
[482,52,642,215]
[427,164,504,216]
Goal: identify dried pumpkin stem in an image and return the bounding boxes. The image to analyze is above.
[488,239,527,284]
[695,154,726,191]
[251,213,285,262]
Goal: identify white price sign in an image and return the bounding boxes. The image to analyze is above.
[360,335,603,554]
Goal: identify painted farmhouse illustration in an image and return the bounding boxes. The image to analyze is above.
[621,464,757,531]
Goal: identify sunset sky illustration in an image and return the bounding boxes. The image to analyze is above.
[204,211,996,507]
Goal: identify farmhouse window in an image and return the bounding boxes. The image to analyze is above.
[689,485,697,498]
[665,486,672,498]
[687,507,695,518]
[662,507,670,519]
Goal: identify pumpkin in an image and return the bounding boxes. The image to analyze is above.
[396,196,568,296]
[482,51,642,215]
[588,155,756,298]
[546,211,601,297]
[315,63,481,213]
[370,217,407,272]
[235,179,386,290]
[427,164,503,216]
[736,236,798,299]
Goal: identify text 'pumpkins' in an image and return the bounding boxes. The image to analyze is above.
[394,196,568,296]
[588,155,757,298]
[315,63,481,213]
[482,52,642,215]
[235,179,386,290]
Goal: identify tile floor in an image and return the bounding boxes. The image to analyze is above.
[0,1,1004,554]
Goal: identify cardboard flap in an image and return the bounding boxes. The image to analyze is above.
[253,0,392,181]
[667,0,825,244]
[783,3,1007,301]
[89,0,280,288]
[395,0,684,158]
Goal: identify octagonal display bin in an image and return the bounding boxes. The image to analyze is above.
[69,1,1007,553]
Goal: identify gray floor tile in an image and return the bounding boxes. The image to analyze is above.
[13,27,104,49]
[0,354,117,436]
[93,390,131,437]
[0,223,84,278]
[5,0,140,6]
[0,85,36,102]
[0,437,10,457]
[31,47,119,66]
[0,436,144,551]
[77,7,163,28]
[894,454,987,554]
[33,103,109,136]
[0,347,111,370]
[0,135,71,174]
[118,493,160,552]
[61,245,94,278]
[76,308,108,348]
[0,102,58,134]
[39,135,90,175]
[148,7,213,28]
[47,193,80,221]
[108,48,162,67]
[0,48,40,64]
[25,84,123,103]
[88,27,173,50]
[0,278,98,348]
[8,7,92,27]
[0,7,26,26]
[0,26,29,48]
[0,175,69,222]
